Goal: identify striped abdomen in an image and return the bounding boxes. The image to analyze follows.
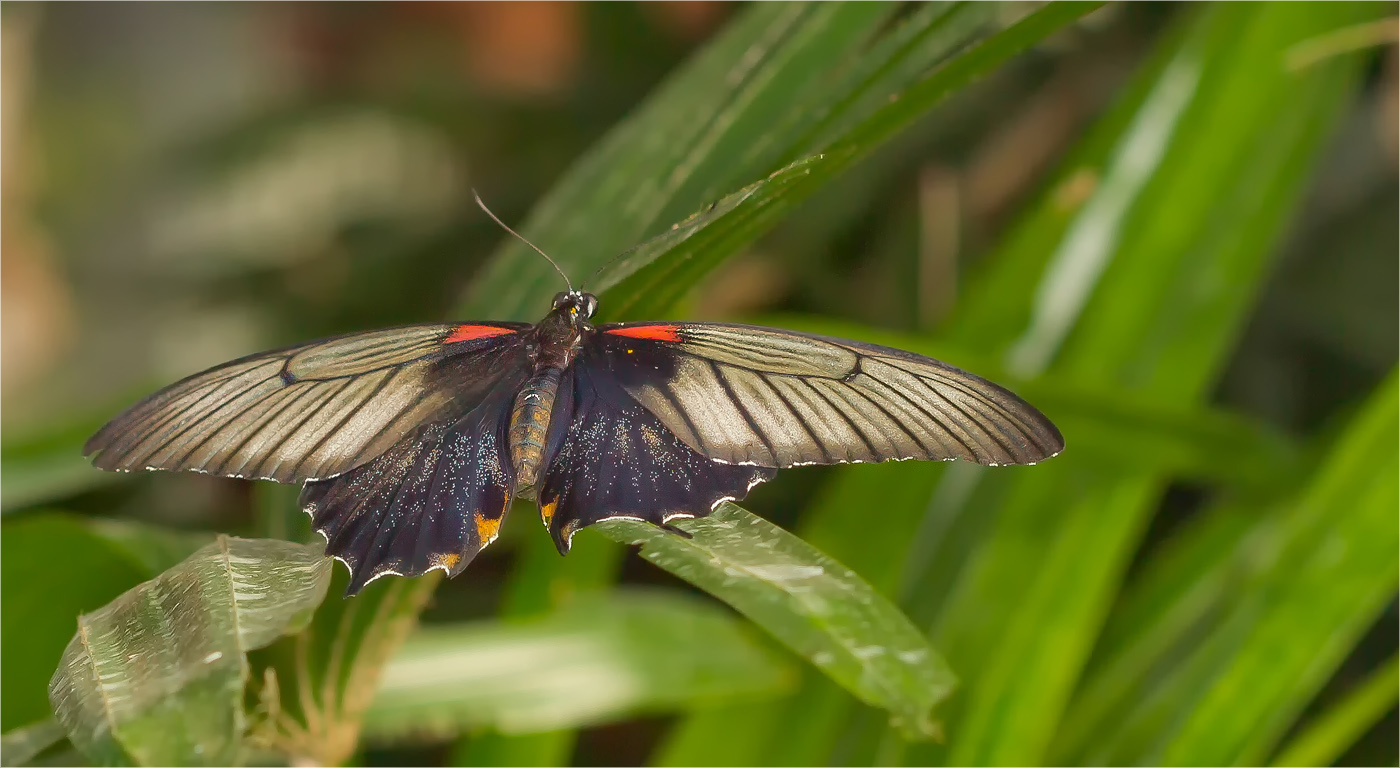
[509,367,562,499]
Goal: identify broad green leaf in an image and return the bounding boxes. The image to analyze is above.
[362,590,792,741]
[2,514,150,732]
[657,461,948,767]
[596,504,955,740]
[48,537,332,766]
[1271,654,1400,768]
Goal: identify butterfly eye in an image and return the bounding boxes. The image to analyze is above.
[582,294,598,318]
[552,291,570,309]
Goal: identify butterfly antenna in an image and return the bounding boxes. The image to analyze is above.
[473,189,573,292]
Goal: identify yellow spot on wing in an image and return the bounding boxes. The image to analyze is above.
[541,499,558,527]
[431,552,461,570]
[476,512,503,544]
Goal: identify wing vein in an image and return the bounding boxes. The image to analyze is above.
[767,377,831,464]
[710,361,777,465]
[292,368,401,479]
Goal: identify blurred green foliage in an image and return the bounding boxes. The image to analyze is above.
[2,2,1395,766]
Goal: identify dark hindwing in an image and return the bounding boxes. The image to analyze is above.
[596,323,1064,468]
[84,323,530,483]
[300,358,529,595]
[537,363,774,555]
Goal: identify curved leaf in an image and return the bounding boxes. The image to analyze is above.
[47,537,332,766]
[460,2,1102,323]
[595,504,955,740]
[600,2,1103,320]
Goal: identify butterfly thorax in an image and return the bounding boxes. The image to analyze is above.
[509,294,595,500]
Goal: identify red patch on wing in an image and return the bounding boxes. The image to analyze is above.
[445,325,517,344]
[606,324,683,343]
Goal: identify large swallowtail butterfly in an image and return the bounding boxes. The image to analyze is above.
[86,201,1063,595]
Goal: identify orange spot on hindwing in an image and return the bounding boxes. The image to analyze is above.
[605,324,682,342]
[445,324,516,344]
[431,552,462,571]
[540,499,558,528]
[475,510,503,545]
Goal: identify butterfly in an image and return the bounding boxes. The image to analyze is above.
[85,198,1063,595]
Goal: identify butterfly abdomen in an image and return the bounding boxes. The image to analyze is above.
[509,366,563,499]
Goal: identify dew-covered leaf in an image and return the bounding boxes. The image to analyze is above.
[47,536,332,766]
[596,504,954,740]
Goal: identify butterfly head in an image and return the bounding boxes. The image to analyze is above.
[552,291,598,321]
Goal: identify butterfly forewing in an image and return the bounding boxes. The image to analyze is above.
[84,323,530,483]
[594,322,1064,468]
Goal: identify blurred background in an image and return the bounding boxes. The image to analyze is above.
[3,3,1396,766]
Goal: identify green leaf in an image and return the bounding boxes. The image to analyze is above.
[1058,373,1399,765]
[2,514,150,733]
[448,527,625,767]
[1271,654,1400,768]
[0,452,116,513]
[362,590,793,742]
[1049,497,1262,761]
[47,537,332,766]
[1,397,146,513]
[892,3,1386,765]
[596,504,955,740]
[461,2,1101,324]
[86,519,213,578]
[654,461,950,767]
[602,2,1103,321]
[1157,372,1399,765]
[460,2,901,321]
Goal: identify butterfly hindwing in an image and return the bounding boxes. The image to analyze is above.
[300,362,528,595]
[537,363,774,554]
[597,322,1063,468]
[84,322,530,483]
